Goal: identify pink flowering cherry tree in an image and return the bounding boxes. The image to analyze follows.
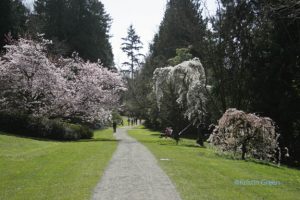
[208,108,280,161]
[0,38,66,117]
[0,37,125,125]
[56,54,125,124]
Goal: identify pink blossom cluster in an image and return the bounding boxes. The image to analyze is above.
[0,38,125,124]
[208,108,279,161]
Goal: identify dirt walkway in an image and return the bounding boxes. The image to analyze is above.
[92,127,182,200]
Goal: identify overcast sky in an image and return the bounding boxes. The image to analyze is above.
[24,0,217,69]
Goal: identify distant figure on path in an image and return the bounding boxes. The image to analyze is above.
[113,121,117,133]
[127,118,130,126]
[130,119,134,126]
[135,118,138,125]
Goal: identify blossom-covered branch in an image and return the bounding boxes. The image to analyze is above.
[208,108,280,161]
[153,58,208,126]
[0,38,125,124]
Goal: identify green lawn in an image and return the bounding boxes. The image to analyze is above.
[128,127,300,200]
[0,128,117,200]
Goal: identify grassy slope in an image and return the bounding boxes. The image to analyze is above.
[0,129,117,200]
[129,127,300,200]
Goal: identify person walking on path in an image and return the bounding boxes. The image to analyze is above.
[113,121,117,133]
[130,119,134,126]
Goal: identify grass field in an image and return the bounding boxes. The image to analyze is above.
[0,128,117,200]
[128,127,300,200]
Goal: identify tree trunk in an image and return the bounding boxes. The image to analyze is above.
[241,143,246,160]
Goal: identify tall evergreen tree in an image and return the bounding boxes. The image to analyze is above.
[151,0,207,66]
[121,25,143,78]
[208,0,264,114]
[250,0,300,164]
[0,0,28,48]
[208,0,300,164]
[134,0,208,133]
[33,0,113,67]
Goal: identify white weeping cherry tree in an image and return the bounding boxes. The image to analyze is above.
[153,58,208,145]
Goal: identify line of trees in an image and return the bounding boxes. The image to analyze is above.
[0,0,122,140]
[1,0,113,68]
[0,36,124,139]
[0,37,124,124]
[0,0,28,48]
[0,0,299,164]
[125,0,300,165]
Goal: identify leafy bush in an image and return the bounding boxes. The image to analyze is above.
[67,123,93,139]
[0,112,93,140]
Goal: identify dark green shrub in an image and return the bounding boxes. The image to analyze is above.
[68,123,93,139]
[0,112,30,134]
[0,111,93,140]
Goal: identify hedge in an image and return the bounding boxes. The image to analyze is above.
[0,112,93,140]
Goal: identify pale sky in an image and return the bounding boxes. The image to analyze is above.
[24,0,217,69]
[101,0,166,69]
[102,0,217,69]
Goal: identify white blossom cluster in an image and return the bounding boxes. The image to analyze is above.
[153,58,208,125]
[0,38,125,124]
[208,108,280,161]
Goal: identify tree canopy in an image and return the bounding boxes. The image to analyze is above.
[0,37,124,124]
[124,0,208,133]
[126,0,300,165]
[0,0,28,48]
[33,0,114,67]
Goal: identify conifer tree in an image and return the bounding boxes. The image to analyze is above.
[137,0,208,132]
[33,0,114,67]
[150,0,207,66]
[0,0,28,48]
[121,25,144,78]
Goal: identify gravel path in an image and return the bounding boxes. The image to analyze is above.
[92,127,182,200]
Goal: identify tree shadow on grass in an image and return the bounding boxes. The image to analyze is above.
[151,133,161,136]
[245,159,300,170]
[181,143,206,148]
[244,159,283,169]
[0,132,64,142]
[77,138,119,143]
[147,133,205,149]
[213,152,294,169]
[135,139,158,144]
[157,139,205,149]
[0,132,119,143]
